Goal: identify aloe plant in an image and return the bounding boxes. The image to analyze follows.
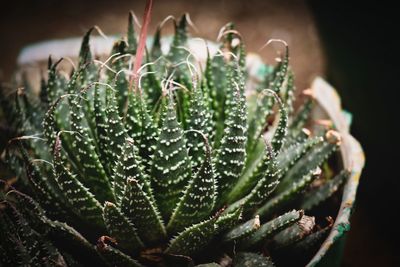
[0,5,350,267]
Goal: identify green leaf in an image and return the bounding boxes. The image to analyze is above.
[228,137,266,202]
[0,210,31,266]
[269,91,288,153]
[43,92,79,171]
[45,57,65,103]
[53,136,105,228]
[109,40,130,116]
[223,62,239,123]
[241,210,303,248]
[272,215,315,249]
[233,136,322,213]
[167,134,216,234]
[14,85,45,136]
[276,136,323,176]
[289,222,332,253]
[6,190,48,233]
[150,97,191,219]
[94,82,112,174]
[214,67,247,203]
[127,11,138,54]
[215,206,243,233]
[69,93,114,202]
[104,85,128,165]
[238,43,247,77]
[66,64,85,96]
[166,14,190,90]
[223,215,260,243]
[76,28,99,141]
[112,140,153,205]
[78,28,94,67]
[96,239,144,267]
[205,48,226,148]
[43,96,62,150]
[47,220,108,267]
[288,95,314,139]
[120,178,166,244]
[22,150,73,220]
[167,14,189,63]
[283,70,295,116]
[284,128,312,149]
[112,152,126,204]
[4,198,67,266]
[228,136,276,205]
[256,169,320,218]
[300,169,350,211]
[125,92,143,140]
[142,56,163,108]
[276,130,340,194]
[203,48,215,108]
[150,25,162,61]
[208,22,240,147]
[225,140,278,214]
[165,217,217,256]
[186,83,214,173]
[42,94,74,170]
[267,41,289,95]
[138,99,158,173]
[103,202,144,252]
[167,15,191,125]
[5,204,48,266]
[246,42,289,153]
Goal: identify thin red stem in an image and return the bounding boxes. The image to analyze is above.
[129,0,153,93]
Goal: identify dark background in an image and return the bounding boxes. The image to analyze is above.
[1,1,399,266]
[309,2,399,266]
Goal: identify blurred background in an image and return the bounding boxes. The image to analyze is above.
[1,0,398,266]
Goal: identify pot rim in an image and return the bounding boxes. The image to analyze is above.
[17,38,365,266]
[306,77,365,266]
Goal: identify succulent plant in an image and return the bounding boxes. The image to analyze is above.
[0,5,349,267]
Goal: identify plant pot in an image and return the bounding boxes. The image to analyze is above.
[16,37,365,267]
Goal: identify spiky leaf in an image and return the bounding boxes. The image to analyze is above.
[127,11,138,54]
[214,71,247,202]
[272,215,315,249]
[104,86,127,165]
[246,42,289,153]
[223,215,260,243]
[120,178,166,244]
[103,202,144,252]
[300,170,350,211]
[53,137,104,228]
[216,207,243,233]
[256,170,321,218]
[241,210,303,248]
[165,217,217,256]
[186,84,213,173]
[47,220,108,267]
[151,97,191,219]
[69,94,113,202]
[125,92,143,140]
[289,95,314,138]
[276,130,340,194]
[97,240,144,267]
[167,135,216,234]
[269,91,288,153]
